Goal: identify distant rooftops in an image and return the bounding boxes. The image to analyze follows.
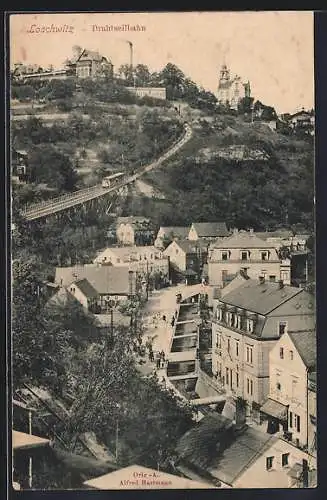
[212,229,277,249]
[191,222,229,238]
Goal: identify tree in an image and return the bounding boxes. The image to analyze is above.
[159,64,185,100]
[28,144,78,191]
[134,64,151,86]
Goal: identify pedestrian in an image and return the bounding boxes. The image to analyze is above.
[162,315,166,322]
[149,349,154,362]
[155,352,161,369]
[171,317,175,327]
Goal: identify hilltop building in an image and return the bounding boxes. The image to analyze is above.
[217,64,251,110]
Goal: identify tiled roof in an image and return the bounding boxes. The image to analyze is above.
[192,222,229,238]
[176,413,234,469]
[74,278,99,299]
[176,416,278,486]
[213,231,277,249]
[55,265,132,295]
[288,330,316,370]
[208,426,277,485]
[221,279,303,315]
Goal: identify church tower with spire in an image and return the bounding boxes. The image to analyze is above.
[217,64,251,110]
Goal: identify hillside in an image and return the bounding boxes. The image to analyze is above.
[123,110,314,232]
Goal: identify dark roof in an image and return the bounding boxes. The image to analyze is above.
[192,222,229,238]
[208,426,277,485]
[221,279,303,315]
[288,330,316,370]
[74,278,99,299]
[55,265,133,295]
[176,416,278,486]
[176,414,234,469]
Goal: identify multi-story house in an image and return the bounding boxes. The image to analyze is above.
[211,277,315,421]
[164,239,209,282]
[208,229,291,287]
[116,217,155,246]
[154,226,190,249]
[188,222,230,242]
[93,245,169,279]
[261,329,316,452]
[75,49,114,79]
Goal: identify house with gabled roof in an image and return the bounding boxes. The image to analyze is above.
[163,239,209,283]
[154,226,190,249]
[188,222,229,242]
[211,276,315,422]
[116,216,155,246]
[75,49,114,79]
[261,328,316,452]
[208,228,291,287]
[175,412,316,488]
[54,264,137,311]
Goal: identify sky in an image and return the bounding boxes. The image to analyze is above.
[10,11,314,114]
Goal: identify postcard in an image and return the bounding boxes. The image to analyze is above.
[8,10,316,491]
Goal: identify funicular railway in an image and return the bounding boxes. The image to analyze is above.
[21,123,192,222]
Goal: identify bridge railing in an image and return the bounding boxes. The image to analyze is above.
[22,123,191,217]
[23,184,100,214]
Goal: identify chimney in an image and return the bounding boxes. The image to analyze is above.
[259,275,265,284]
[278,279,284,289]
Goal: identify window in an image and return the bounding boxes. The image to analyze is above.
[261,251,268,261]
[246,346,253,364]
[280,347,284,359]
[290,350,294,360]
[175,248,179,255]
[279,321,287,336]
[216,333,222,349]
[280,270,289,281]
[226,367,229,385]
[222,251,229,261]
[241,251,248,261]
[295,414,301,433]
[250,380,253,395]
[289,411,293,428]
[282,453,289,467]
[236,372,239,387]
[246,319,254,333]
[247,378,250,394]
[291,379,298,401]
[269,275,276,282]
[235,341,239,357]
[266,456,274,470]
[227,338,231,352]
[276,382,281,391]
